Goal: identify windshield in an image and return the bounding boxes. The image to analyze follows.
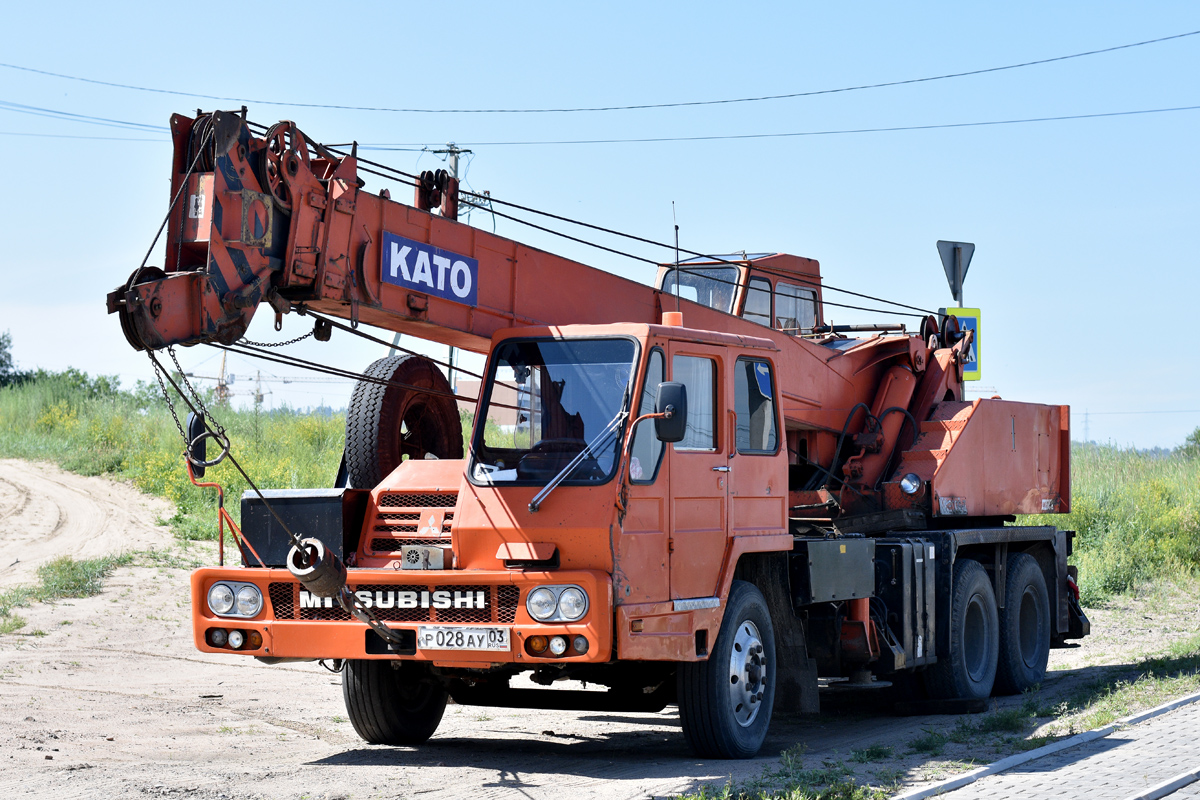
[660,266,738,313]
[470,338,637,485]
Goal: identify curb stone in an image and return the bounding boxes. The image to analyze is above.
[890,689,1200,800]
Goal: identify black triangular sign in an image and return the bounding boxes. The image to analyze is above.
[937,241,975,300]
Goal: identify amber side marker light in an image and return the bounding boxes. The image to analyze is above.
[526,635,549,655]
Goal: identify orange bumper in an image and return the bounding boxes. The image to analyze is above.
[190,568,612,665]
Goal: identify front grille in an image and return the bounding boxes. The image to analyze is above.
[369,537,451,552]
[267,582,514,624]
[374,523,419,533]
[497,585,519,623]
[268,582,294,619]
[379,512,421,521]
[378,492,457,508]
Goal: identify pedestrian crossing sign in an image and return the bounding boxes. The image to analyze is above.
[945,308,981,381]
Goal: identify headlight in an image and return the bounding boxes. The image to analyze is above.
[900,473,922,495]
[235,585,263,617]
[527,588,558,621]
[525,585,589,622]
[208,583,235,615]
[557,587,588,621]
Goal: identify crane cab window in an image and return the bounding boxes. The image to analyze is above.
[628,348,665,483]
[742,277,772,327]
[671,355,717,451]
[734,358,778,453]
[775,283,817,335]
[660,266,738,314]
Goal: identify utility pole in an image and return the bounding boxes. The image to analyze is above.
[436,143,470,392]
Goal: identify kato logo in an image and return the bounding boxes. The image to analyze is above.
[380,231,478,307]
[299,588,487,610]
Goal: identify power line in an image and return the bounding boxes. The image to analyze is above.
[0,99,166,132]
[0,130,166,141]
[362,104,1200,148]
[2,29,1196,114]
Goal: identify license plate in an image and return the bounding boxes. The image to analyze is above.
[417,625,510,652]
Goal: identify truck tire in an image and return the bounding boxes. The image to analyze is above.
[345,355,463,489]
[924,559,998,701]
[342,659,448,745]
[994,553,1051,694]
[677,580,776,759]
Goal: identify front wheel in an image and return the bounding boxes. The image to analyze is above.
[677,580,776,759]
[343,660,448,745]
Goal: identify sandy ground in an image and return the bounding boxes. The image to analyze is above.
[0,459,175,589]
[1,460,1196,799]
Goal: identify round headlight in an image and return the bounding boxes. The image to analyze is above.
[900,473,922,495]
[557,587,588,621]
[527,588,558,621]
[208,583,235,615]
[235,585,262,617]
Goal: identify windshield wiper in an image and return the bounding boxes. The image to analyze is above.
[528,409,628,514]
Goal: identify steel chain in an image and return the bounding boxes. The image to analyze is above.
[239,330,314,348]
[168,346,226,437]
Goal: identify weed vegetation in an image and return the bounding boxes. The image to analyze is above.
[1032,440,1200,605]
[0,554,133,633]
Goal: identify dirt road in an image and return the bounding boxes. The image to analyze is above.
[0,460,1194,799]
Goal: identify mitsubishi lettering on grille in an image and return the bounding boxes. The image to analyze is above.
[299,589,487,610]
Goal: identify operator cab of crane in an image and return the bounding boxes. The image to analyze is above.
[656,253,823,336]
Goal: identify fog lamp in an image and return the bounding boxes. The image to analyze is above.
[209,628,228,647]
[572,635,589,654]
[548,636,568,656]
[227,630,245,649]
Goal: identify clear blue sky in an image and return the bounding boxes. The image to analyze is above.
[1,1,1196,447]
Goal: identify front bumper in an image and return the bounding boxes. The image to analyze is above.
[190,568,612,665]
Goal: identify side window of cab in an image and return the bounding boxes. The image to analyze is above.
[672,355,717,451]
[628,348,665,483]
[734,358,778,453]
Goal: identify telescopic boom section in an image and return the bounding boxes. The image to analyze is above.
[107,111,670,354]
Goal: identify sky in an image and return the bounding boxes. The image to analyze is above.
[0,2,1196,447]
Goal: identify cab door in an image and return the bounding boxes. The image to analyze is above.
[666,343,729,601]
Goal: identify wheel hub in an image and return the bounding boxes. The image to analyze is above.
[727,620,768,727]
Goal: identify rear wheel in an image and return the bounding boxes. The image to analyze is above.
[925,559,998,701]
[995,553,1051,694]
[345,355,463,489]
[677,580,776,759]
[343,660,448,745]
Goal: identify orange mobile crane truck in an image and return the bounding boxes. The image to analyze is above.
[108,111,1089,759]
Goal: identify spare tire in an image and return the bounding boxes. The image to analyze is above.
[344,355,463,489]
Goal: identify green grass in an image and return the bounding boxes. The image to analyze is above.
[676,746,890,800]
[1019,439,1200,606]
[0,554,134,633]
[0,369,346,541]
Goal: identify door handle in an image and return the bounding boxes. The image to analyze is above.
[711,466,731,472]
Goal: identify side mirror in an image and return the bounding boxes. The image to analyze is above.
[186,411,208,478]
[654,382,688,443]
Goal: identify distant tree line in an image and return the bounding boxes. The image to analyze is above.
[0,330,33,389]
